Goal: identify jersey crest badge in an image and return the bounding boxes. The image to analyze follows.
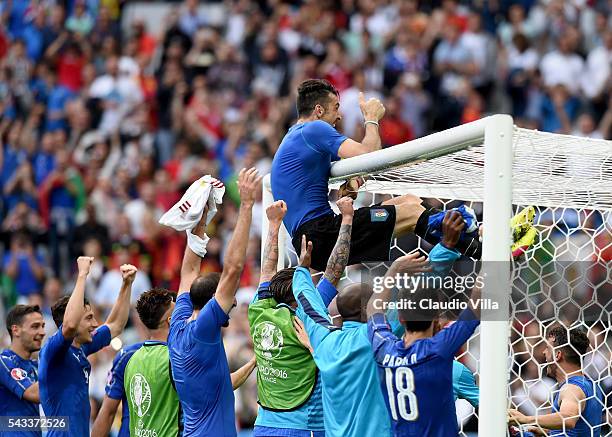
[11,368,27,381]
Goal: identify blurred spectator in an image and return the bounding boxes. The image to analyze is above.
[94,244,151,317]
[540,30,584,97]
[73,203,110,256]
[2,232,45,302]
[379,95,413,147]
[340,69,382,138]
[434,21,476,98]
[65,2,94,36]
[505,33,539,118]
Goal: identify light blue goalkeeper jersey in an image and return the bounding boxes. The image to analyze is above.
[292,267,391,437]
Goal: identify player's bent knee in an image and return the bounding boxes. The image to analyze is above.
[393,202,426,236]
[382,193,423,207]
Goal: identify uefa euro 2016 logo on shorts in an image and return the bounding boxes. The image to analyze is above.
[130,373,152,418]
[253,322,284,359]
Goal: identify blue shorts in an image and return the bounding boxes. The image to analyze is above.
[253,426,325,437]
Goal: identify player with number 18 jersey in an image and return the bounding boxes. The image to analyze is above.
[368,310,479,436]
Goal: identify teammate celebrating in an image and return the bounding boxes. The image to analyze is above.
[508,326,604,436]
[91,340,143,437]
[1,305,45,437]
[39,257,137,437]
[271,78,430,272]
[168,168,260,437]
[366,211,482,436]
[124,289,181,437]
[248,197,354,436]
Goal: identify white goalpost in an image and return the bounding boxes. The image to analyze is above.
[261,114,612,436]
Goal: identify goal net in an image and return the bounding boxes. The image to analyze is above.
[262,115,612,436]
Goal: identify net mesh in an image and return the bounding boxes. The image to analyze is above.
[274,127,612,436]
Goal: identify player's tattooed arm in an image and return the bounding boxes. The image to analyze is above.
[323,197,354,286]
[260,200,287,283]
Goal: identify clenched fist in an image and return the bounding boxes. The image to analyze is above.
[266,200,287,224]
[336,196,354,218]
[120,264,138,284]
[77,256,94,276]
[359,92,385,122]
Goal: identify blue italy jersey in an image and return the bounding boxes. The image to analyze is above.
[368,311,479,437]
[105,342,144,437]
[291,267,391,437]
[168,293,235,437]
[252,278,337,436]
[271,120,347,236]
[549,375,604,437]
[39,324,111,437]
[0,349,41,437]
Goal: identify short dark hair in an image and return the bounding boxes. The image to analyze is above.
[6,305,42,339]
[190,273,221,310]
[51,295,90,328]
[547,325,590,366]
[296,79,338,118]
[136,288,175,330]
[399,287,442,332]
[269,268,296,306]
[336,283,373,323]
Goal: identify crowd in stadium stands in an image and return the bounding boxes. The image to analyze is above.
[0,0,610,434]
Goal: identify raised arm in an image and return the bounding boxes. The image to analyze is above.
[216,168,262,313]
[337,93,385,158]
[62,256,94,339]
[178,207,209,296]
[366,251,429,319]
[104,265,137,338]
[260,200,287,284]
[231,356,257,390]
[323,196,354,286]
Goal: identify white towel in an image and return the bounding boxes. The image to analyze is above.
[159,175,225,257]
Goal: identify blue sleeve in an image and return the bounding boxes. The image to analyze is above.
[193,298,230,343]
[0,356,35,399]
[251,282,272,305]
[83,325,111,356]
[452,361,479,407]
[386,308,404,337]
[316,277,338,307]
[105,349,131,400]
[428,243,461,277]
[301,121,347,161]
[292,267,338,348]
[431,311,480,359]
[41,328,72,362]
[367,313,401,365]
[171,293,194,327]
